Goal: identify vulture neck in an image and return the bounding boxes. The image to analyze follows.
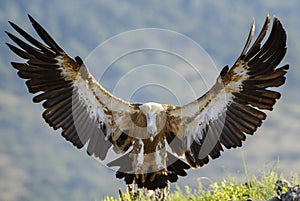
[139,102,164,141]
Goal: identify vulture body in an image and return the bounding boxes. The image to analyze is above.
[6,15,288,189]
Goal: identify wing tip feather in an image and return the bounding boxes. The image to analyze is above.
[27,14,35,24]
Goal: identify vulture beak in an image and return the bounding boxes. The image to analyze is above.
[146,113,157,142]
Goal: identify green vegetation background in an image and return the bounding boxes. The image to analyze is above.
[104,169,299,201]
[0,1,299,201]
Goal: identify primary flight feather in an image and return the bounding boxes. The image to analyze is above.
[6,14,288,190]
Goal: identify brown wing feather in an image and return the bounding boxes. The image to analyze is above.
[168,15,289,168]
[6,15,140,160]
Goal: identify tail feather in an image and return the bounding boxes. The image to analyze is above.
[108,151,190,190]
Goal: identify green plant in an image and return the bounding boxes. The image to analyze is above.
[103,169,298,201]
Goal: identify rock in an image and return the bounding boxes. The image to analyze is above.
[281,185,300,201]
[269,197,282,201]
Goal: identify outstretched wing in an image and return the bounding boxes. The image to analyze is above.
[167,15,289,168]
[6,15,141,160]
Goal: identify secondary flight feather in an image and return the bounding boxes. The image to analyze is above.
[6,14,288,190]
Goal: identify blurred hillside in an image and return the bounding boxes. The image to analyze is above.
[0,1,299,201]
